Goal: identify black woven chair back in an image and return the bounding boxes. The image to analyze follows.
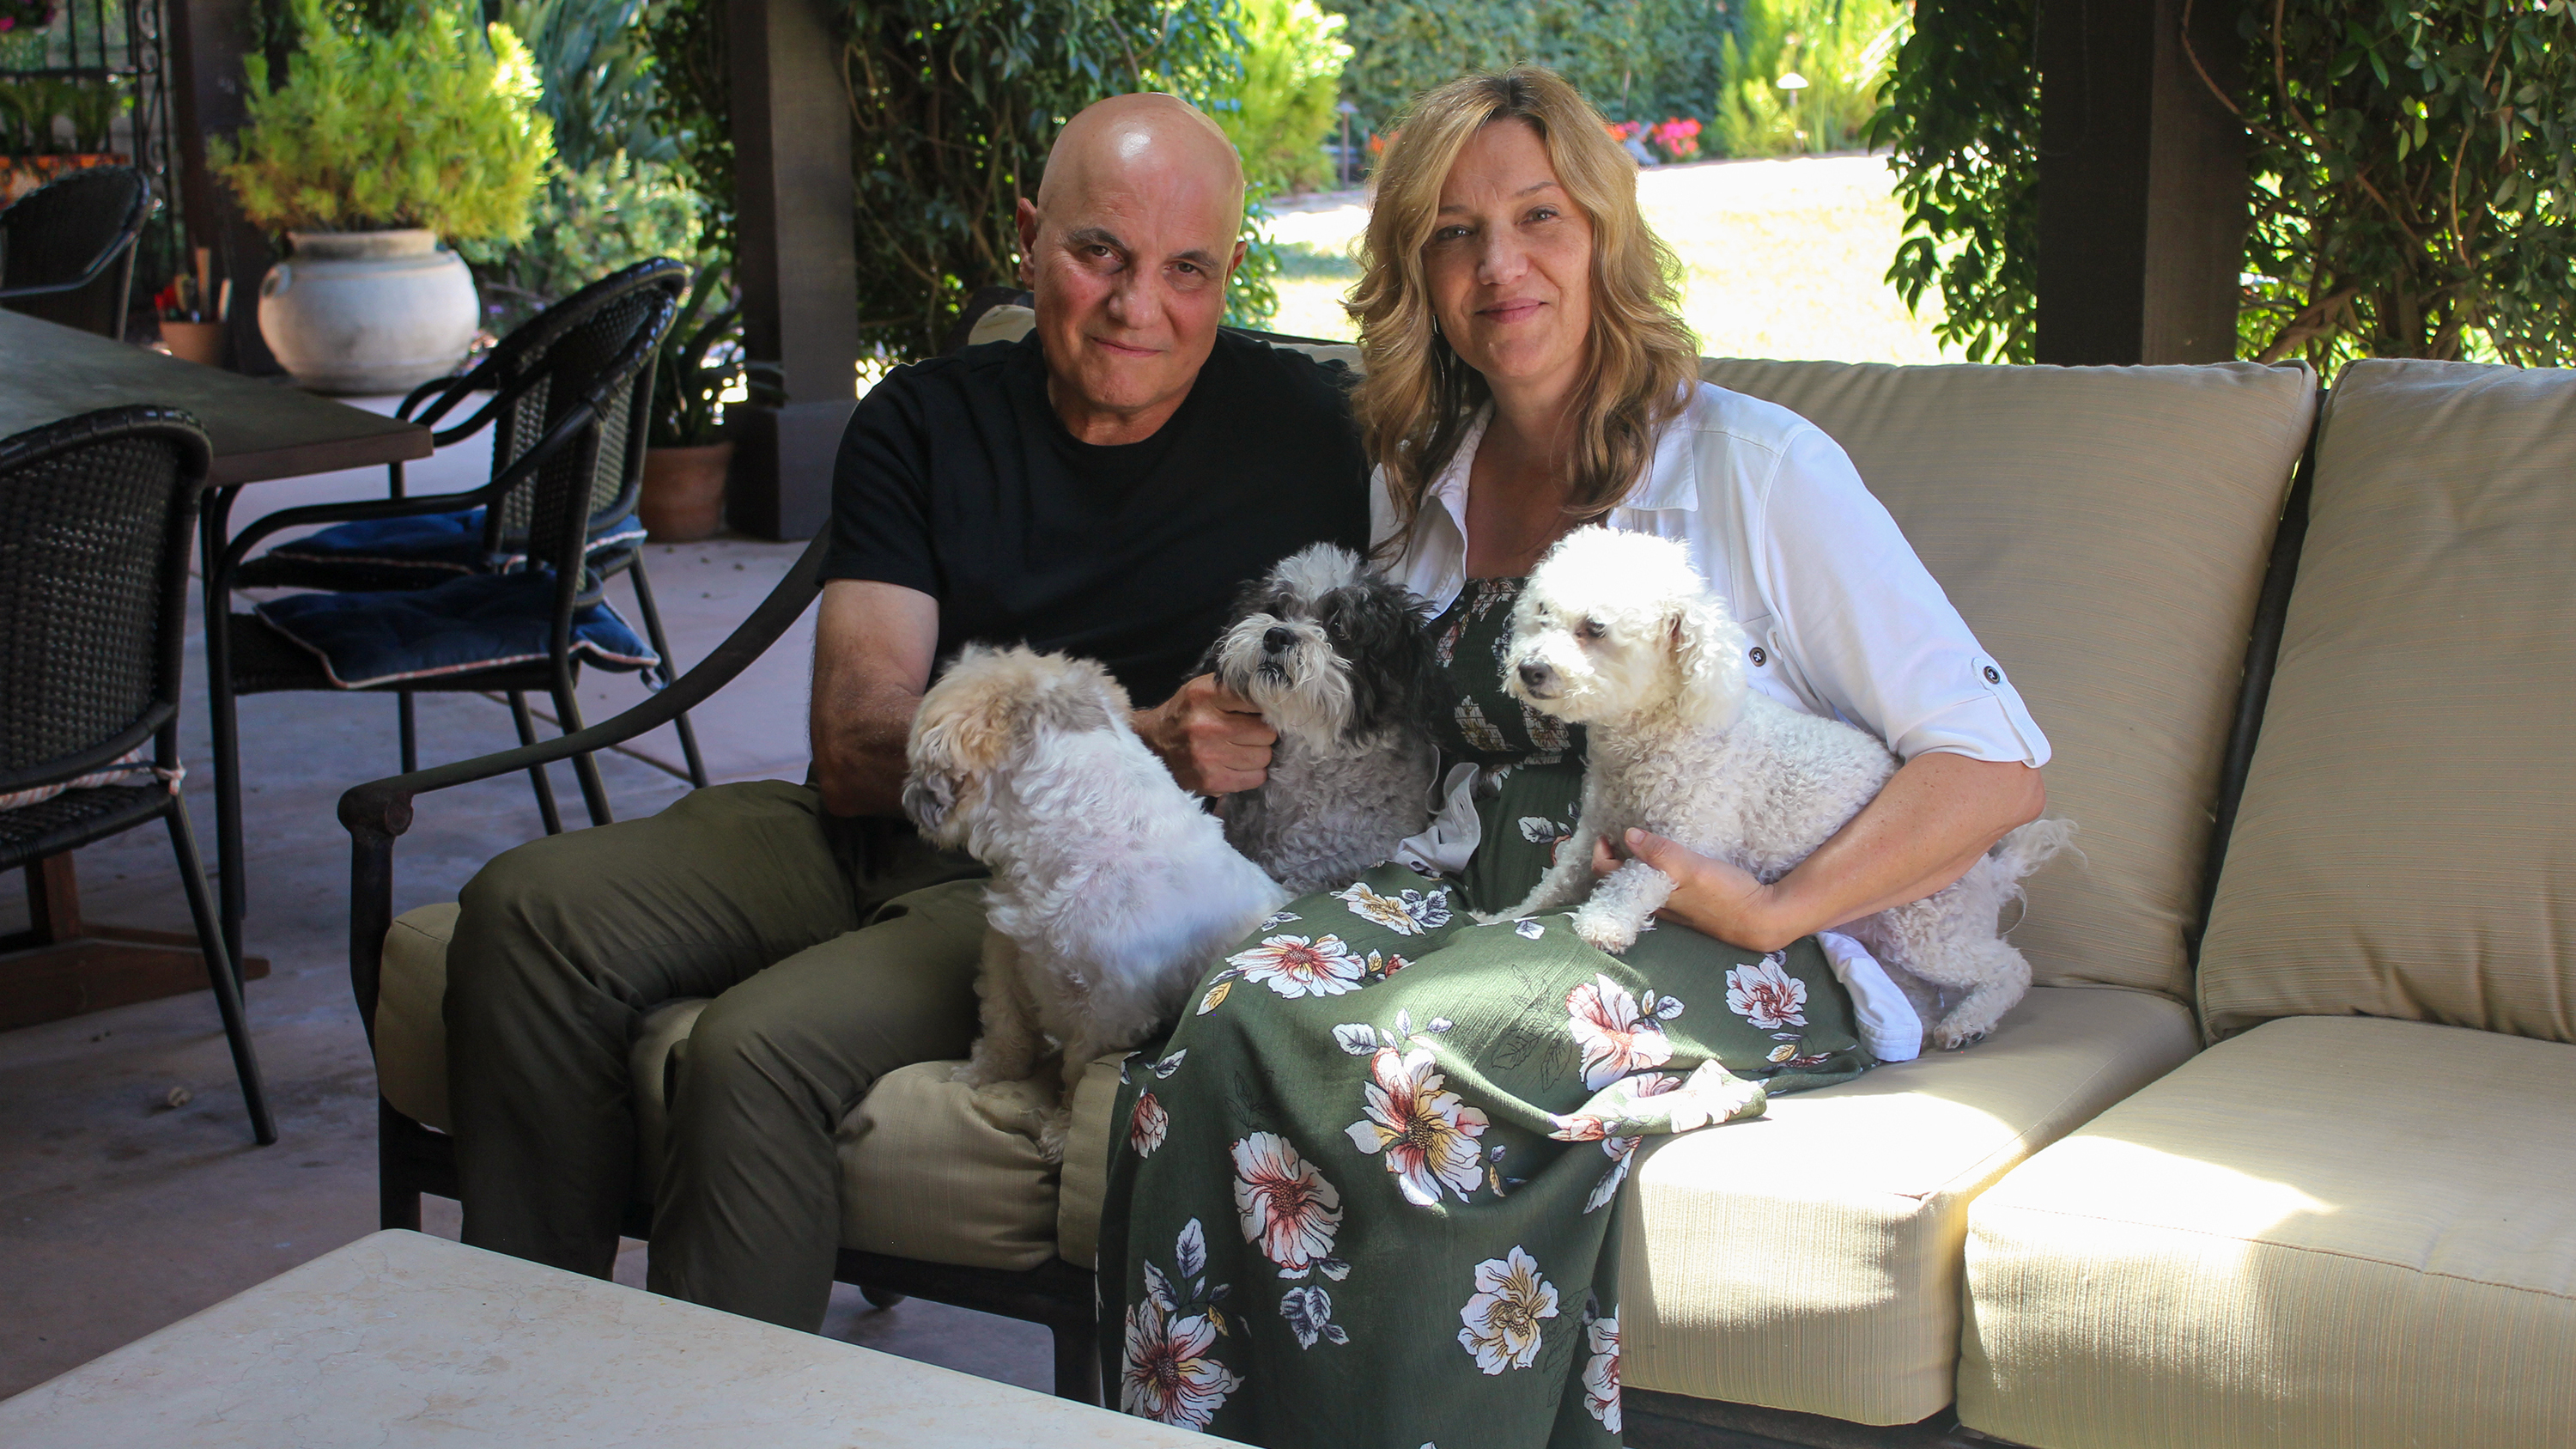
[0,166,154,339]
[476,259,685,560]
[0,406,207,794]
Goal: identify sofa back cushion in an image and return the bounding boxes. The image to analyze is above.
[1701,360,2317,1000]
[2198,359,2576,1043]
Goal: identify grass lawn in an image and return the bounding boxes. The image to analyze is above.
[1261,152,1960,365]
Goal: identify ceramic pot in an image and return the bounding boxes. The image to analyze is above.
[640,441,733,543]
[256,229,477,394]
[158,319,225,368]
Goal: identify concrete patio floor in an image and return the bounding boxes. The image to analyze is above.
[0,404,1053,1399]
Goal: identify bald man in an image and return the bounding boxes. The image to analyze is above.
[441,94,1370,1331]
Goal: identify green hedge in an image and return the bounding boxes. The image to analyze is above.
[1322,0,1739,143]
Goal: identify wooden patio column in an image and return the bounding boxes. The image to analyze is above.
[2032,0,2247,364]
[725,0,859,541]
[164,0,285,374]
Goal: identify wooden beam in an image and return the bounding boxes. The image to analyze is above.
[162,0,286,374]
[2034,0,2247,364]
[725,0,859,541]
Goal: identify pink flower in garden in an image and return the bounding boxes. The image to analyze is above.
[1230,1132,1344,1275]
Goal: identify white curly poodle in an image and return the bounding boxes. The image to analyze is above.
[1487,527,2074,1049]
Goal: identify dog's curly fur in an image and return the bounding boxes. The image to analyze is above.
[1487,527,2075,1050]
[904,644,1289,1156]
[1205,544,1442,892]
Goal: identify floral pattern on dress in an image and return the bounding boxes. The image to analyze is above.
[1130,1092,1169,1157]
[1344,1041,1488,1207]
[1122,1220,1241,1430]
[1231,1133,1346,1281]
[1456,1245,1560,1373]
[1229,935,1366,998]
[1583,1135,1643,1213]
[1454,697,1511,754]
[1727,953,1807,1029]
[1582,1312,1621,1432]
[1566,974,1685,1089]
[1279,1285,1350,1349]
[1333,881,1454,935]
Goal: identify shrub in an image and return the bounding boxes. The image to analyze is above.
[459,150,702,325]
[2225,0,2576,366]
[831,0,1269,358]
[1325,0,1733,144]
[1208,0,1350,195]
[1714,0,1905,159]
[1867,0,2039,362]
[212,0,552,241]
[1872,0,2576,368]
[464,0,708,329]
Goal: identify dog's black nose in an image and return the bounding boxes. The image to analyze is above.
[1263,625,1293,652]
[1517,661,1553,691]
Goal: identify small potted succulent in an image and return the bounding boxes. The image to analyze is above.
[211,0,550,393]
[639,263,743,543]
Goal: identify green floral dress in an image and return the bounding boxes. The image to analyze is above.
[1098,577,1876,1448]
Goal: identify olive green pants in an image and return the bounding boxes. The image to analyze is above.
[443,779,989,1331]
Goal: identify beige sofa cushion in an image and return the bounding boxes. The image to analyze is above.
[1612,984,2198,1426]
[1700,359,2318,1000]
[375,902,460,1134]
[2199,360,2576,1044]
[1959,1014,2576,1449]
[374,904,1120,1271]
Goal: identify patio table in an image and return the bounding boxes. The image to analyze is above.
[0,1228,1193,1446]
[0,309,432,1028]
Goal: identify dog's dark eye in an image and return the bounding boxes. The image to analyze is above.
[1575,618,1607,642]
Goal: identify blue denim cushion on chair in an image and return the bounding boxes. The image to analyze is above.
[237,508,650,591]
[252,570,659,689]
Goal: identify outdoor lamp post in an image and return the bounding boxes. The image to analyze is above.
[1337,100,1358,189]
[1777,70,1809,149]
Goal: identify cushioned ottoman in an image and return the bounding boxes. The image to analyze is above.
[1959,1016,2576,1449]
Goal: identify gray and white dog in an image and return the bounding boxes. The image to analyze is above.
[1205,544,1443,892]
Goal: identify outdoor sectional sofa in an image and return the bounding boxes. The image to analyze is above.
[339,304,2575,1448]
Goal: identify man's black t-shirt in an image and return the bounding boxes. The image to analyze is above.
[822,328,1371,708]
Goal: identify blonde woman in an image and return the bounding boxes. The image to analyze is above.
[1099,69,2049,1447]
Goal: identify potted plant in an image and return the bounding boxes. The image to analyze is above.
[639,262,740,542]
[211,0,550,393]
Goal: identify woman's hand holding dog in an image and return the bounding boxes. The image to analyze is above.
[1590,754,2049,953]
[1134,674,1276,795]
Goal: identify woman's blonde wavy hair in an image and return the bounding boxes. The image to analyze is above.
[1350,66,1698,563]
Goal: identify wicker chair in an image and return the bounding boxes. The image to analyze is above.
[207,265,683,965]
[0,167,155,340]
[0,405,274,1144]
[230,259,712,791]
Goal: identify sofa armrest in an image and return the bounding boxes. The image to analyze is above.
[337,532,828,1037]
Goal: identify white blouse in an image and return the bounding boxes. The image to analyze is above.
[1379,381,2050,880]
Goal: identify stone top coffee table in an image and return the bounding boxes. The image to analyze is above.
[0,1230,1193,1446]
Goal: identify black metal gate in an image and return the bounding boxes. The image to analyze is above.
[1,0,184,307]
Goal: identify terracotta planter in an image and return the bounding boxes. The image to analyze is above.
[641,441,732,543]
[158,319,225,368]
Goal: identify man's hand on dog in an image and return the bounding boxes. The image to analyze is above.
[1136,674,1274,795]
